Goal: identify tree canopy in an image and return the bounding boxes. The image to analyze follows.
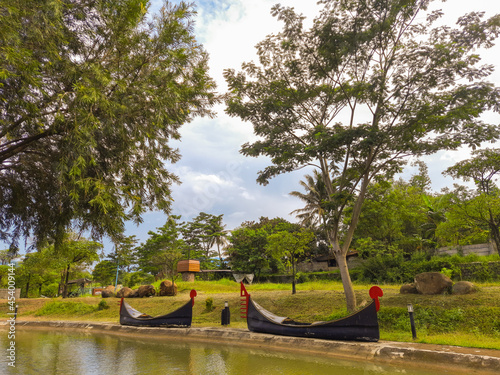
[0,0,217,248]
[443,148,500,254]
[225,0,500,311]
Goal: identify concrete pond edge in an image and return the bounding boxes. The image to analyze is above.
[3,320,500,374]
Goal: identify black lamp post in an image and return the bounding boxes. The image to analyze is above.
[407,303,417,340]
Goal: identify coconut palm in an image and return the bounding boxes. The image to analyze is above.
[290,170,329,230]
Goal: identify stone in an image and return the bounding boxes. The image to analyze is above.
[116,287,134,298]
[400,283,419,294]
[414,272,453,295]
[159,280,178,296]
[101,285,116,298]
[136,284,156,298]
[452,281,476,295]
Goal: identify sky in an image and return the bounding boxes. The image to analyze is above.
[13,0,499,255]
[117,0,500,252]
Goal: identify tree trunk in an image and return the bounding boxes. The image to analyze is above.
[24,273,31,298]
[489,224,500,255]
[62,264,70,298]
[335,251,356,312]
[291,260,296,295]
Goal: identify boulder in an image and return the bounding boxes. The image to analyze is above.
[116,287,135,298]
[101,285,116,298]
[400,283,419,294]
[136,284,156,298]
[159,280,177,296]
[414,272,453,295]
[452,281,476,295]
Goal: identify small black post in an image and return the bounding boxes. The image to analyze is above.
[221,301,230,326]
[407,303,417,340]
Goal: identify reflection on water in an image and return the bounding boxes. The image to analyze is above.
[1,328,440,375]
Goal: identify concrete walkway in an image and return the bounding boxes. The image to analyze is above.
[7,320,500,374]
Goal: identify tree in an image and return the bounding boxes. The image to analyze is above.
[226,217,293,278]
[434,187,492,247]
[17,248,61,297]
[206,214,228,269]
[108,235,138,273]
[267,228,314,294]
[92,260,118,287]
[57,234,102,298]
[443,148,500,254]
[290,170,329,229]
[136,215,185,282]
[224,0,500,311]
[0,0,218,248]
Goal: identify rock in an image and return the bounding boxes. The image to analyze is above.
[414,272,453,295]
[136,284,156,298]
[400,283,419,294]
[159,280,178,296]
[116,287,134,298]
[452,281,476,295]
[101,285,116,298]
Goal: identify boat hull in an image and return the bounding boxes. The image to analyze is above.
[120,299,193,327]
[247,298,380,342]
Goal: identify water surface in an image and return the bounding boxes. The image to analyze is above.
[2,328,445,374]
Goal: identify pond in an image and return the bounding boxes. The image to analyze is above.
[2,328,445,374]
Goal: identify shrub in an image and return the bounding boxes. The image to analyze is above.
[204,297,214,312]
[97,300,109,310]
[41,283,60,298]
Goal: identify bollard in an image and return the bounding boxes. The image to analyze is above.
[407,303,417,340]
[221,301,230,326]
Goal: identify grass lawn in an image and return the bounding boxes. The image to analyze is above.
[2,279,500,350]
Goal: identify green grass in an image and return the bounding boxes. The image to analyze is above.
[34,301,99,316]
[3,280,500,350]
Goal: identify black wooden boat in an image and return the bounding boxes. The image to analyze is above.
[240,283,383,342]
[120,289,197,327]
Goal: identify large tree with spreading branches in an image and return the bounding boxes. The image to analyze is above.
[0,0,217,249]
[224,0,500,311]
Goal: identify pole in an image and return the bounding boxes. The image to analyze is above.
[221,301,230,325]
[114,261,119,293]
[407,303,417,340]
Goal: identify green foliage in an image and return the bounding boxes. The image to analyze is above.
[97,300,109,311]
[226,217,294,275]
[92,260,118,286]
[204,297,215,312]
[41,283,60,298]
[122,271,155,289]
[224,0,500,310]
[182,213,227,267]
[441,150,500,255]
[360,252,500,283]
[136,215,185,278]
[0,0,218,247]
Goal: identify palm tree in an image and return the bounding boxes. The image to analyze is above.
[207,214,228,268]
[290,170,329,230]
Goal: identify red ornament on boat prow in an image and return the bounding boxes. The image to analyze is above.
[369,286,383,312]
[190,289,197,306]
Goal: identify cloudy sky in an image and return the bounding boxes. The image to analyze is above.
[121,0,500,250]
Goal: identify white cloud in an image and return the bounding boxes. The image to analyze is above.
[121,0,500,249]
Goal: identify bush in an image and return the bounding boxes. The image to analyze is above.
[359,251,500,283]
[204,297,214,312]
[97,300,109,310]
[41,283,60,298]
